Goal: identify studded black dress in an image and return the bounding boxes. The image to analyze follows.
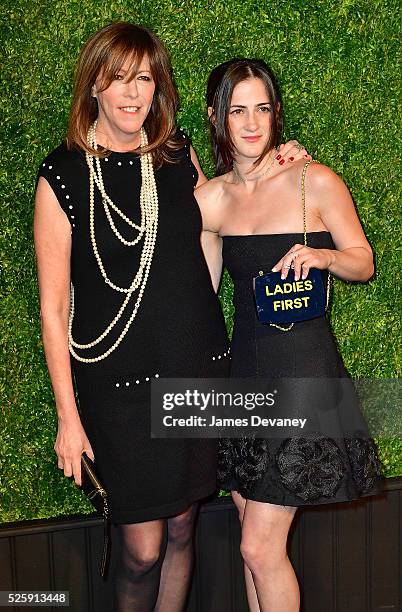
[37,131,230,524]
[219,232,383,506]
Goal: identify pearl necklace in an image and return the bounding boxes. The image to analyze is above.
[68,121,158,363]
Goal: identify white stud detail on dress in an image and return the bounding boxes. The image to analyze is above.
[211,347,230,361]
[114,373,160,387]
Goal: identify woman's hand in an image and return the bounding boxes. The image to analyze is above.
[276,140,312,165]
[272,244,333,280]
[54,414,95,487]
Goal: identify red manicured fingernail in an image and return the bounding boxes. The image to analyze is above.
[279,159,285,165]
[275,154,281,160]
[289,157,294,161]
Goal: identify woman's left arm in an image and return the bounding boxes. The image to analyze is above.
[274,164,374,282]
[316,165,374,281]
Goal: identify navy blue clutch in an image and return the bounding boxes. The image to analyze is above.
[253,268,326,325]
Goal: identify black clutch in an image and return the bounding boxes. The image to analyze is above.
[81,452,110,578]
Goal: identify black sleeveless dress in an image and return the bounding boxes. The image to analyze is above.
[37,131,230,524]
[219,232,383,506]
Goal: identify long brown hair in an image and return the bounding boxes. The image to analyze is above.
[66,22,182,166]
[206,59,283,175]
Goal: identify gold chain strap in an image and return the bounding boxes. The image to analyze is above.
[269,160,331,332]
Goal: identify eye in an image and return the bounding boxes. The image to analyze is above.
[230,109,244,115]
[114,73,124,81]
[259,106,272,112]
[138,75,152,82]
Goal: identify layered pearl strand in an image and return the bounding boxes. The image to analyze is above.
[68,121,158,363]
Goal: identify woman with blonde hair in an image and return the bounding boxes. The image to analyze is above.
[34,24,307,610]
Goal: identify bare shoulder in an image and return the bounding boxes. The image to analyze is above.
[194,173,227,205]
[281,159,346,198]
[195,173,231,233]
[303,161,346,192]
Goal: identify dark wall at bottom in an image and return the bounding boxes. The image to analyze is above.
[0,478,400,612]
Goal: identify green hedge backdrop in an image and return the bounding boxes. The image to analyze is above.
[1,0,400,522]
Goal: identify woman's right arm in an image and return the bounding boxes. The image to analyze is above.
[34,177,94,486]
[195,179,225,292]
[200,230,223,293]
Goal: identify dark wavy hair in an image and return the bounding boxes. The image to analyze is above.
[206,59,283,175]
[66,22,182,166]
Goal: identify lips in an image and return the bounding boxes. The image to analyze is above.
[242,135,261,142]
[119,106,140,113]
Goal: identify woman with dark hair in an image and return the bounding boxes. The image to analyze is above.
[34,24,307,611]
[196,59,382,611]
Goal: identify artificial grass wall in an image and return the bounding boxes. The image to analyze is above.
[1,0,400,522]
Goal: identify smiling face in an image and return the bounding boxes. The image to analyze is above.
[228,77,274,162]
[93,54,156,146]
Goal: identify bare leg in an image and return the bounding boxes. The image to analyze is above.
[113,519,165,612]
[241,499,299,612]
[232,491,261,612]
[155,503,198,612]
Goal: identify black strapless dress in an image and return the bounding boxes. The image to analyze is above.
[219,231,383,506]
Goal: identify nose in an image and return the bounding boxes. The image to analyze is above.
[124,79,139,98]
[244,112,258,132]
